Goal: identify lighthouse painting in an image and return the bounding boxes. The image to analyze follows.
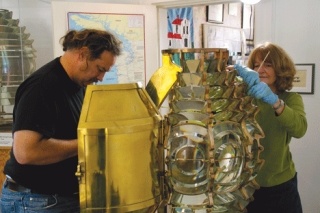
[167,7,194,49]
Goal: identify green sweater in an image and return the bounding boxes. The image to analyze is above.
[254,91,307,187]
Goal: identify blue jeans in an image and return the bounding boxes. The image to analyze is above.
[0,180,80,213]
[246,173,302,213]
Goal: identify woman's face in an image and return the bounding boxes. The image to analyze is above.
[253,56,277,92]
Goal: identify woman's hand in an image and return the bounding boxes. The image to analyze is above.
[234,64,260,88]
[248,82,278,105]
[228,64,278,106]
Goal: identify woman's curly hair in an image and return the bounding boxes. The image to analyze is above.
[247,42,296,92]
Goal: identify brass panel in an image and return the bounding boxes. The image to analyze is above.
[77,83,163,212]
[146,53,182,108]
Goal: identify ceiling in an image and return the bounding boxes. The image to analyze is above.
[152,0,241,8]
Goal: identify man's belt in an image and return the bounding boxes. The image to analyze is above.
[4,177,79,198]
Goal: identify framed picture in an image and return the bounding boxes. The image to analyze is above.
[242,4,254,41]
[291,63,315,94]
[206,4,224,24]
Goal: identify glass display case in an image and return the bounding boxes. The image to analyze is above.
[0,8,36,128]
[0,0,53,126]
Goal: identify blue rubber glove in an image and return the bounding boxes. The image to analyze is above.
[248,82,278,105]
[234,64,259,88]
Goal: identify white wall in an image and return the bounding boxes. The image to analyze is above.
[255,0,320,212]
[2,0,319,212]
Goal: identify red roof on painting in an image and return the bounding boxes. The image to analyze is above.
[168,32,182,39]
[172,17,183,25]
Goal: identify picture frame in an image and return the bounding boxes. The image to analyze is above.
[242,4,254,41]
[291,63,315,94]
[206,4,224,24]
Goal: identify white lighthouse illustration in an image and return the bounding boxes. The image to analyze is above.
[168,14,192,49]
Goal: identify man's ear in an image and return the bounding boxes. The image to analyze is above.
[78,47,89,61]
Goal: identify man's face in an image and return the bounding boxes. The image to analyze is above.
[77,51,116,87]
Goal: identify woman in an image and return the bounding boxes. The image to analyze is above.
[233,42,307,213]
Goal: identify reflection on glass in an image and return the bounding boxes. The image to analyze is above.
[162,48,264,213]
[0,9,36,127]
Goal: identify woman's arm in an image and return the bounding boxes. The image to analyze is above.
[278,93,308,138]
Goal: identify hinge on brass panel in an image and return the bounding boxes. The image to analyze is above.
[75,162,85,184]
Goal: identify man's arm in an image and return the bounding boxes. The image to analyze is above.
[13,130,78,165]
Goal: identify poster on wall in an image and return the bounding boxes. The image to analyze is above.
[167,7,194,49]
[167,7,194,63]
[67,12,146,85]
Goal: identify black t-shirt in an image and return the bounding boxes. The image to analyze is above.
[4,57,85,195]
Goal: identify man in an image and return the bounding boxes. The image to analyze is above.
[0,29,122,212]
